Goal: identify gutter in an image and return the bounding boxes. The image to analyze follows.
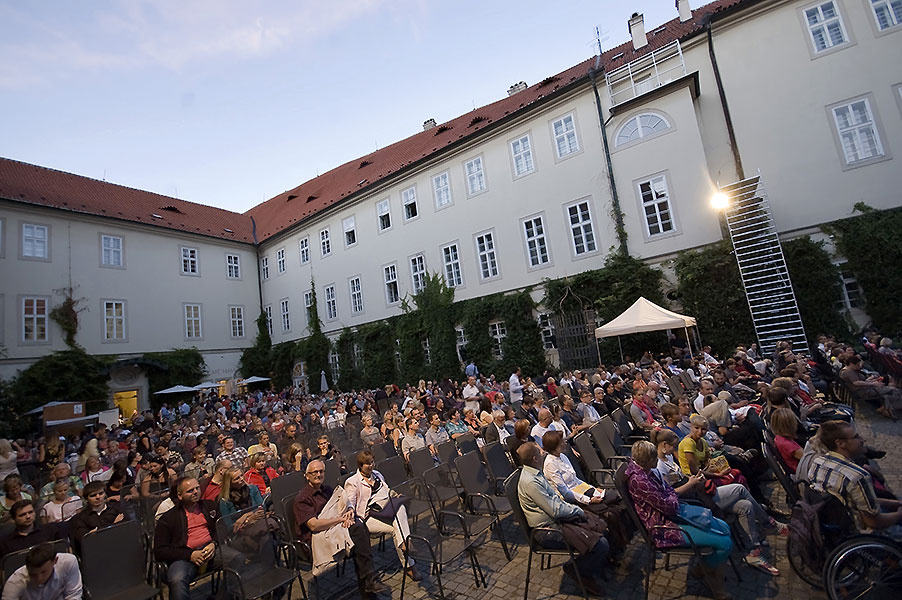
[704,16,745,180]
[251,215,264,313]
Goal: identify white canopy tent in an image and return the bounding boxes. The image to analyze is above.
[594,297,698,360]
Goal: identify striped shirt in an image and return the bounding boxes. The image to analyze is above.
[808,451,878,530]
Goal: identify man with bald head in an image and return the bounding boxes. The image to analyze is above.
[292,460,388,594]
[530,409,555,448]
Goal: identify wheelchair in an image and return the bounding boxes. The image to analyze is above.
[786,485,902,600]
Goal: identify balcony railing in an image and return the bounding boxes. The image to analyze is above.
[605,40,687,106]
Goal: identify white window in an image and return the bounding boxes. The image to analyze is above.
[871,0,902,29]
[349,277,364,314]
[343,216,357,247]
[276,248,286,273]
[489,320,507,360]
[280,299,290,331]
[475,231,499,280]
[226,254,241,279]
[384,264,400,304]
[101,235,123,267]
[329,350,340,383]
[835,263,865,310]
[181,247,198,275]
[401,187,418,221]
[804,1,848,52]
[320,228,331,257]
[432,172,452,208]
[615,113,671,146]
[298,238,310,265]
[264,305,273,336]
[230,306,245,338]
[455,326,468,361]
[261,256,270,280]
[410,254,427,294]
[184,304,202,339]
[22,224,48,259]
[538,313,556,349]
[22,296,49,342]
[566,200,597,255]
[832,99,884,165]
[324,285,337,320]
[465,157,486,195]
[511,135,535,176]
[522,216,550,267]
[552,114,580,157]
[442,243,463,288]
[103,300,126,341]
[422,338,432,365]
[303,291,313,318]
[638,176,676,237]
[376,199,392,231]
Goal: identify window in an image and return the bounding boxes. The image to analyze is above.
[522,216,550,267]
[489,320,507,360]
[538,313,556,349]
[402,187,418,221]
[261,256,270,280]
[324,285,337,320]
[832,99,885,165]
[329,350,340,383]
[475,231,499,280]
[303,291,313,322]
[374,199,392,232]
[264,305,273,336]
[354,343,363,368]
[464,157,486,195]
[804,1,848,52]
[615,113,671,146]
[184,304,202,339]
[226,254,241,279]
[422,338,432,365]
[320,228,331,257]
[276,248,286,274]
[22,296,49,342]
[349,277,364,314]
[181,247,198,275]
[343,216,357,247]
[384,264,400,304]
[432,172,452,208]
[280,299,290,331]
[835,263,865,310]
[101,235,123,267]
[455,326,468,361]
[230,306,245,338]
[409,255,427,294]
[510,135,535,176]
[442,243,463,288]
[638,176,676,236]
[566,200,597,255]
[552,114,580,157]
[103,300,126,341]
[22,224,48,259]
[298,238,310,265]
[871,0,902,29]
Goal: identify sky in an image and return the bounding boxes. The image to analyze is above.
[1,0,681,214]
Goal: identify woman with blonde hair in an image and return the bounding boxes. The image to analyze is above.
[0,439,19,480]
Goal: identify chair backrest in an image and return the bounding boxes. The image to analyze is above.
[216,505,279,572]
[613,464,653,546]
[279,494,303,547]
[270,470,307,521]
[481,442,513,482]
[435,440,458,465]
[371,440,397,463]
[323,458,340,489]
[454,451,492,496]
[589,420,620,462]
[761,440,800,505]
[456,433,479,455]
[376,455,410,488]
[407,447,434,478]
[614,408,638,440]
[572,432,606,474]
[82,520,149,600]
[0,538,69,583]
[563,446,587,482]
[595,415,619,447]
[503,469,534,545]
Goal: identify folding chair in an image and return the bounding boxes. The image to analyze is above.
[481,442,514,490]
[374,456,433,524]
[456,433,479,456]
[323,458,340,489]
[409,447,459,507]
[1,539,69,586]
[453,451,511,560]
[371,440,397,463]
[270,471,307,522]
[82,520,161,600]
[570,432,616,487]
[588,421,631,470]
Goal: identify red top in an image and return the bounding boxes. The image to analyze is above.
[774,435,801,473]
[185,507,212,549]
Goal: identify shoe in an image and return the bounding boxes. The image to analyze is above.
[405,566,422,582]
[745,548,779,576]
[363,577,391,594]
[562,562,603,596]
[769,518,789,536]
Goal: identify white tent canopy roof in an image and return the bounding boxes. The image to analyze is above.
[595,297,696,339]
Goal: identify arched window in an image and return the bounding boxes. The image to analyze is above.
[614,113,671,146]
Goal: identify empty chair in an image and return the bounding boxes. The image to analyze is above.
[456,433,479,456]
[435,440,459,465]
[374,456,432,524]
[452,452,511,560]
[82,520,161,600]
[371,440,397,463]
[409,447,458,507]
[570,432,615,487]
[323,458,340,489]
[588,421,630,470]
[269,471,307,522]
[613,408,646,443]
[594,415,632,455]
[481,442,514,489]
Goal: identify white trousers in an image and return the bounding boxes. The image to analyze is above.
[364,504,414,567]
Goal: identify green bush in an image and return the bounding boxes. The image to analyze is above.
[782,236,851,343]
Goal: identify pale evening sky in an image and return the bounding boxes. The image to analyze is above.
[1,0,681,213]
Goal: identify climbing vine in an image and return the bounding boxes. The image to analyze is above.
[301,282,332,392]
[49,286,86,348]
[782,236,851,343]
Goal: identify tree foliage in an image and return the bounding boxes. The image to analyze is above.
[239,312,272,380]
[301,283,332,392]
[142,348,206,408]
[782,236,851,343]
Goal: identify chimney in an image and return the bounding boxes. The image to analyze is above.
[677,0,692,22]
[629,12,647,50]
[507,81,528,96]
[423,118,437,131]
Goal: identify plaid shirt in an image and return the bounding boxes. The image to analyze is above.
[215,446,249,468]
[809,451,879,530]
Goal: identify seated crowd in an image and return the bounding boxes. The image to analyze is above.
[1,331,901,600]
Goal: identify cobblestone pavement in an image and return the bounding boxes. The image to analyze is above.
[284,402,899,600]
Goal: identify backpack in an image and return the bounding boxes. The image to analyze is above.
[789,497,828,573]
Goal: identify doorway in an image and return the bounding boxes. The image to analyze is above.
[113,389,138,419]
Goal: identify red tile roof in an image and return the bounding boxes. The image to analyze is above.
[0,0,747,245]
[0,157,254,243]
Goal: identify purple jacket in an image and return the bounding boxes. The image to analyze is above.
[625,460,684,548]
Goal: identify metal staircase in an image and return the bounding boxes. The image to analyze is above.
[720,175,809,356]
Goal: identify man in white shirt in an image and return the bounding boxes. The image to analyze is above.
[530,409,555,448]
[509,368,524,403]
[462,376,482,414]
[1,543,81,600]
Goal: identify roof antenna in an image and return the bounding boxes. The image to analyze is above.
[593,25,609,69]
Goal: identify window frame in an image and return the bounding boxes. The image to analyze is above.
[550,112,582,160]
[409,253,427,295]
[376,198,392,233]
[183,303,203,340]
[280,298,291,332]
[260,256,270,281]
[320,227,332,257]
[634,171,681,240]
[179,246,200,276]
[509,132,536,179]
[612,111,674,150]
[323,284,338,321]
[441,241,464,289]
[463,155,488,197]
[229,305,246,339]
[474,229,501,282]
[298,237,310,265]
[798,0,855,59]
[563,198,599,260]
[99,233,125,269]
[349,276,364,315]
[383,263,400,305]
[520,213,552,270]
[19,222,51,262]
[432,171,453,210]
[867,0,902,33]
[401,186,419,222]
[225,253,241,280]
[488,319,507,360]
[101,298,128,343]
[825,93,892,170]
[264,305,273,336]
[303,291,313,323]
[20,295,50,345]
[538,313,556,350]
[276,247,286,274]
[342,215,357,248]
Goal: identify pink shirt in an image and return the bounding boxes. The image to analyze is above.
[774,435,801,473]
[185,507,212,549]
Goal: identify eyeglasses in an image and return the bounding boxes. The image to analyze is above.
[841,433,863,441]
[307,469,325,475]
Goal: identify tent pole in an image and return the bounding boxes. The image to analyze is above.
[595,335,602,366]
[618,336,623,363]
[685,326,693,357]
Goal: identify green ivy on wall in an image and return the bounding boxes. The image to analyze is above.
[143,347,207,406]
[239,312,272,380]
[782,236,851,343]
[302,282,332,392]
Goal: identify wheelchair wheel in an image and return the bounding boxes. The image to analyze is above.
[787,534,824,588]
[824,535,902,600]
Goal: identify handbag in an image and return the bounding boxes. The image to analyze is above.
[369,495,412,523]
[675,503,713,529]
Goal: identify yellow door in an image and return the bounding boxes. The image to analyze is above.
[113,390,138,419]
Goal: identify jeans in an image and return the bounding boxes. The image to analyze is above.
[679,517,732,567]
[167,545,243,600]
[574,537,609,579]
[713,483,770,549]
